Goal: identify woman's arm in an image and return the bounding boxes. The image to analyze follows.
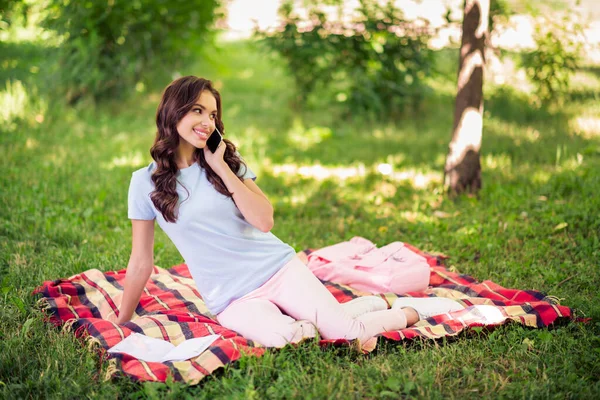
[116,219,155,324]
[218,165,274,232]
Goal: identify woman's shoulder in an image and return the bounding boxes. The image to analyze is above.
[130,161,156,186]
[133,161,156,174]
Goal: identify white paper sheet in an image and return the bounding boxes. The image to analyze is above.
[107,333,220,363]
[160,336,220,362]
[471,305,506,325]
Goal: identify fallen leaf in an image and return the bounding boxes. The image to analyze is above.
[554,222,568,231]
[433,211,450,218]
[522,338,535,351]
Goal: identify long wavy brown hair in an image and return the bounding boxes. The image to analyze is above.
[149,76,247,223]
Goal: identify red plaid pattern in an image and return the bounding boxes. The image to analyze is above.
[34,244,572,384]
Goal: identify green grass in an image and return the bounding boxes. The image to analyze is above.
[1,38,599,399]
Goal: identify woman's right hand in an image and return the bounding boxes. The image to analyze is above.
[105,312,121,324]
[203,141,228,176]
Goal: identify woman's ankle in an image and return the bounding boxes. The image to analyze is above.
[402,307,420,326]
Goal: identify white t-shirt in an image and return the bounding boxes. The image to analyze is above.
[127,158,296,314]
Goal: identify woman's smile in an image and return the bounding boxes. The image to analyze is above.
[193,127,210,140]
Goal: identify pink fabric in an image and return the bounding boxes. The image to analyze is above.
[306,237,430,294]
[217,257,407,347]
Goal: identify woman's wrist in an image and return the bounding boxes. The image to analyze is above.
[213,160,230,177]
[116,309,132,324]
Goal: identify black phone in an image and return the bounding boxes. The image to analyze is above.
[206,127,223,153]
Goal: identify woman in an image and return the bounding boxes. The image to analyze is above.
[117,76,464,347]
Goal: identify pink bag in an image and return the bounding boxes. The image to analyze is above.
[307,237,430,294]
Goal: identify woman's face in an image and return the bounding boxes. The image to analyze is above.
[176,90,218,149]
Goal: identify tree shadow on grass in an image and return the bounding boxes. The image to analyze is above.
[251,80,599,177]
[485,85,599,164]
[234,42,591,172]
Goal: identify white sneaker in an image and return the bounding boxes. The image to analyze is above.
[341,296,388,318]
[392,297,465,320]
[289,320,317,344]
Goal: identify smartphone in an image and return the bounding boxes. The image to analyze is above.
[206,127,223,153]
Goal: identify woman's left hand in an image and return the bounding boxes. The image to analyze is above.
[203,141,228,176]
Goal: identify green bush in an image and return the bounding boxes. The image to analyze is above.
[258,0,434,118]
[0,0,28,28]
[41,0,221,103]
[520,14,584,105]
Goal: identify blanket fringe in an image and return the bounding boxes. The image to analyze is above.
[62,318,78,333]
[86,335,103,351]
[104,358,119,382]
[543,295,563,305]
[36,297,52,311]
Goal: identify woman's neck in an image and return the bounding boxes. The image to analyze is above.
[176,145,196,169]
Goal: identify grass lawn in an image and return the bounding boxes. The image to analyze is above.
[1,38,599,399]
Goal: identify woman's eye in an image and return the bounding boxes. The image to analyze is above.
[210,114,216,120]
[193,108,201,114]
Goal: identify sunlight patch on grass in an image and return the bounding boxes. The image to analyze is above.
[277,190,319,207]
[570,70,600,91]
[286,118,333,150]
[530,169,552,185]
[483,153,513,171]
[286,194,309,206]
[389,169,442,189]
[269,162,441,189]
[486,118,542,145]
[0,80,28,129]
[373,180,397,198]
[25,138,39,150]
[455,225,478,237]
[101,152,146,170]
[377,163,393,175]
[557,154,585,172]
[362,181,400,214]
[570,116,600,139]
[524,127,541,142]
[397,210,440,225]
[271,163,367,180]
[372,127,391,139]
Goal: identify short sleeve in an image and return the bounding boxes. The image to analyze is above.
[128,171,156,220]
[236,152,257,181]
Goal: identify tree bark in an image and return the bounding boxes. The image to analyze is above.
[444,0,489,196]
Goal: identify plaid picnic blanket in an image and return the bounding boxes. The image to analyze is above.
[34,244,573,384]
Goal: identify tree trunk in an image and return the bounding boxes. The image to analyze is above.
[444,0,489,196]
